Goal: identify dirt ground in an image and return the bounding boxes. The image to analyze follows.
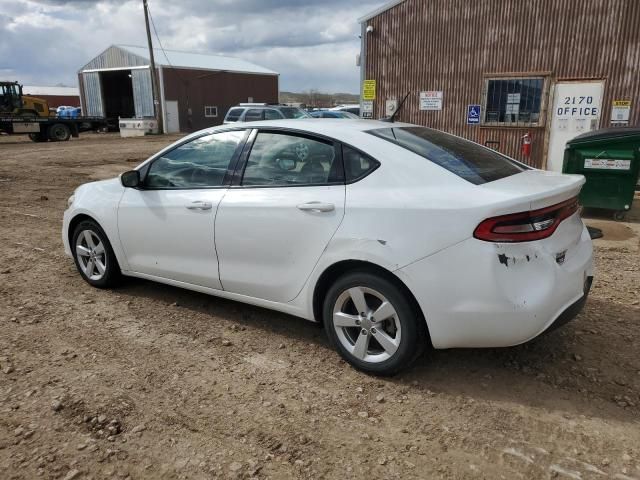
[1,132,639,480]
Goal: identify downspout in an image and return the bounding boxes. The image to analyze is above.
[360,21,366,117]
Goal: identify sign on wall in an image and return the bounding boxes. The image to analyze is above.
[611,100,631,125]
[385,98,398,117]
[362,100,373,119]
[419,91,443,111]
[584,158,631,170]
[362,80,376,100]
[467,105,481,124]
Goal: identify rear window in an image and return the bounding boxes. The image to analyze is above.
[368,126,528,184]
[225,108,243,122]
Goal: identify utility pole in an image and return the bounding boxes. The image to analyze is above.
[143,0,163,133]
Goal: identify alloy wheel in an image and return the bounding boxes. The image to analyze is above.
[332,286,401,363]
[75,229,107,281]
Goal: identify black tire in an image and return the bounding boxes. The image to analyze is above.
[48,123,71,142]
[71,220,121,288]
[323,270,427,376]
[613,211,626,221]
[28,133,48,142]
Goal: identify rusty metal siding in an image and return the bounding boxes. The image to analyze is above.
[161,68,279,132]
[363,0,640,168]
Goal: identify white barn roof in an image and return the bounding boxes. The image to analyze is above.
[79,44,278,76]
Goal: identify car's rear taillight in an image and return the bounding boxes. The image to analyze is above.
[474,197,579,242]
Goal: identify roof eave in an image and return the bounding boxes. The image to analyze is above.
[357,0,407,23]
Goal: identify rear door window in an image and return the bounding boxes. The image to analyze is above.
[225,108,244,122]
[264,109,282,120]
[242,132,342,186]
[368,126,528,184]
[244,109,264,122]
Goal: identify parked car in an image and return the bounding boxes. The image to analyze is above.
[223,103,310,124]
[330,104,360,116]
[63,120,593,375]
[310,110,359,119]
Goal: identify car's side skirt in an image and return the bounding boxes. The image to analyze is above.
[121,270,313,321]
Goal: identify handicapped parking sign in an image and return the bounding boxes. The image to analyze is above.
[467,104,481,125]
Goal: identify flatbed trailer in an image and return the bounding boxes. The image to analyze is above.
[0,115,113,142]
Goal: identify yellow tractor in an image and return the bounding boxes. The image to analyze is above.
[0,81,50,117]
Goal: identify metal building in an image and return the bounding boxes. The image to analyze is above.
[358,0,640,170]
[22,85,80,109]
[78,44,279,133]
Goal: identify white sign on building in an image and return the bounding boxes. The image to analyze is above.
[419,91,443,111]
[361,100,373,119]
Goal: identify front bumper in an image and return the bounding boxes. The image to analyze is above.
[397,218,593,349]
[62,208,73,258]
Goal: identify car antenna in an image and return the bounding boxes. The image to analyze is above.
[381,91,411,122]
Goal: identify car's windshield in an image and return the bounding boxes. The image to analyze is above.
[368,126,528,185]
[280,107,311,119]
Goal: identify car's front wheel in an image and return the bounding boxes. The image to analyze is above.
[72,220,120,288]
[323,271,426,376]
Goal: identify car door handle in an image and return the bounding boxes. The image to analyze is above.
[186,201,213,211]
[296,202,335,213]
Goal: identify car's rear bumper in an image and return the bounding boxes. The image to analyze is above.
[396,218,593,349]
[541,275,592,335]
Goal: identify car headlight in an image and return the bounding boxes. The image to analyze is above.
[67,194,75,207]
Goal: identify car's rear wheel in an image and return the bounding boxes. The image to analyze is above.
[71,220,120,288]
[323,271,425,376]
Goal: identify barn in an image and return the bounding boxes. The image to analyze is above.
[77,44,279,133]
[358,0,640,171]
[22,85,80,109]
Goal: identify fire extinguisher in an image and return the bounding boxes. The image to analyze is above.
[521,132,532,157]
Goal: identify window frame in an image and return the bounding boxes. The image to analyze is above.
[137,128,251,191]
[481,74,550,128]
[204,105,218,118]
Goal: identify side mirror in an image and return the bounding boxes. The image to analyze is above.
[121,170,141,188]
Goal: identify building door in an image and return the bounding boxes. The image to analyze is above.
[165,100,180,133]
[546,81,604,172]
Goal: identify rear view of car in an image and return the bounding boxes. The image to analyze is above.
[368,126,593,350]
[223,103,310,124]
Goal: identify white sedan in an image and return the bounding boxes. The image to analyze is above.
[63,119,593,375]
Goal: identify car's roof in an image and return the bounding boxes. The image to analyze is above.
[217,119,410,137]
[230,105,302,110]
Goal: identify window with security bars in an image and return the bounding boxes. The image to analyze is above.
[483,77,546,126]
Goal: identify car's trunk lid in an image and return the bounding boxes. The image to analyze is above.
[479,169,585,212]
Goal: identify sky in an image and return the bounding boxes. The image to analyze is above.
[0,0,385,94]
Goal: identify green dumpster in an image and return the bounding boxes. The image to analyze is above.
[562,127,640,220]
